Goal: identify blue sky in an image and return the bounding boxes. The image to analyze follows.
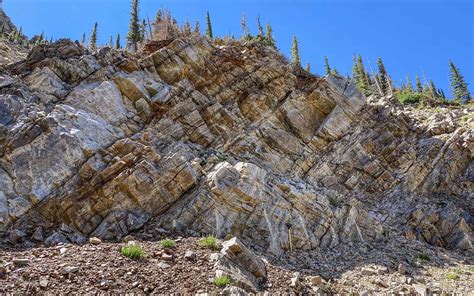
[3,0,473,98]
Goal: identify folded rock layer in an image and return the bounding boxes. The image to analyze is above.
[0,38,472,254]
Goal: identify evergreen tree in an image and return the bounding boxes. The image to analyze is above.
[332,68,340,76]
[376,57,388,95]
[154,9,163,25]
[429,80,438,98]
[241,13,250,39]
[81,33,86,45]
[194,20,200,35]
[324,56,331,76]
[205,11,213,39]
[153,9,163,38]
[405,76,413,92]
[305,63,311,72]
[291,36,301,68]
[365,72,372,86]
[438,89,446,99]
[265,23,275,47]
[109,35,114,47]
[141,19,147,41]
[90,22,98,51]
[127,0,141,51]
[415,75,423,93]
[184,19,192,36]
[257,16,264,39]
[449,61,471,104]
[354,55,370,95]
[116,34,121,49]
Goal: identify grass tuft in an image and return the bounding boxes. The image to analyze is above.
[446,272,459,280]
[212,275,231,287]
[328,195,341,208]
[199,236,220,250]
[160,239,176,248]
[417,252,431,261]
[121,244,144,260]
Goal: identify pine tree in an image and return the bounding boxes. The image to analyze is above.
[365,72,372,86]
[405,76,413,92]
[141,19,147,41]
[265,23,275,47]
[291,36,301,68]
[257,16,264,39]
[354,55,370,95]
[127,0,141,51]
[376,57,388,95]
[429,80,438,98]
[332,68,340,76]
[81,33,86,45]
[154,9,163,26]
[305,63,311,72]
[205,11,213,39]
[116,34,121,49]
[241,13,250,39]
[415,75,423,93]
[449,61,471,104]
[194,21,200,35]
[109,35,113,47]
[324,56,331,76]
[90,22,98,51]
[438,89,446,99]
[184,19,192,36]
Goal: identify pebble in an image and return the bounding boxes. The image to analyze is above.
[63,266,79,274]
[307,275,324,286]
[157,261,170,269]
[361,267,376,276]
[60,247,68,254]
[162,253,173,260]
[39,278,49,288]
[398,263,407,275]
[123,235,135,243]
[184,250,195,260]
[377,266,389,275]
[209,253,221,261]
[13,258,29,266]
[414,283,427,296]
[89,237,102,245]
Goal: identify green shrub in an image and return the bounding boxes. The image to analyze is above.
[212,275,231,287]
[446,272,459,280]
[121,244,144,260]
[328,195,341,208]
[199,236,220,250]
[417,252,431,261]
[160,239,176,248]
[397,90,424,105]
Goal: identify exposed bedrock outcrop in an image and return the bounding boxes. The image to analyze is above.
[0,37,472,253]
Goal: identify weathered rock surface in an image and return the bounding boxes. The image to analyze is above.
[215,237,266,292]
[0,34,472,259]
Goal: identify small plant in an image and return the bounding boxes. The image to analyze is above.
[396,90,424,105]
[327,195,341,208]
[446,272,459,280]
[199,235,220,250]
[160,239,176,248]
[212,275,231,287]
[417,252,431,261]
[121,244,144,260]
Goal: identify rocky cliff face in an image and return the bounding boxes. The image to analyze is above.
[0,34,472,258]
[0,0,15,35]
